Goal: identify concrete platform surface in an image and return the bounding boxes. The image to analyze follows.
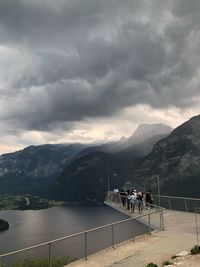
[66,209,199,267]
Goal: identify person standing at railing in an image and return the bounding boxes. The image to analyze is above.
[145,190,151,209]
[130,191,137,213]
[137,192,143,213]
[145,190,153,209]
[113,188,119,193]
[120,190,127,207]
[113,188,119,203]
[126,190,131,210]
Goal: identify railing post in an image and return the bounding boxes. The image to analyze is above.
[168,197,172,210]
[119,195,122,208]
[131,219,135,242]
[111,225,115,248]
[161,210,164,230]
[184,199,188,212]
[195,208,199,246]
[148,214,151,234]
[159,211,162,229]
[48,243,52,267]
[85,232,88,260]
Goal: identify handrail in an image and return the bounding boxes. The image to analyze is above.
[0,208,164,258]
[107,191,164,211]
[151,194,200,213]
[153,194,200,201]
[106,191,165,215]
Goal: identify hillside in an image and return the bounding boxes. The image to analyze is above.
[53,124,172,203]
[53,150,141,204]
[0,143,87,195]
[130,115,200,197]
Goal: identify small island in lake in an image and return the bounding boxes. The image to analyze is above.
[0,218,9,231]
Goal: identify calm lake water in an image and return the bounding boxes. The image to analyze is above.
[0,205,148,262]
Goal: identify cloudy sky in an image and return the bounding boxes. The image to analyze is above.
[0,0,200,154]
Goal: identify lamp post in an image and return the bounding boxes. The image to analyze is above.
[107,158,110,192]
[153,175,160,207]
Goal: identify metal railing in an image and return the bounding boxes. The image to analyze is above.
[195,207,200,246]
[106,191,165,231]
[153,195,200,213]
[106,191,163,210]
[0,206,164,267]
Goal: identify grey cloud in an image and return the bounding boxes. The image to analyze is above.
[0,0,200,132]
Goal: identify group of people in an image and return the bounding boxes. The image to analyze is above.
[112,188,154,213]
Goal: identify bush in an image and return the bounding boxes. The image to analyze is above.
[190,245,200,255]
[146,263,158,267]
[162,260,173,266]
[12,256,76,267]
[0,219,9,231]
[171,255,177,259]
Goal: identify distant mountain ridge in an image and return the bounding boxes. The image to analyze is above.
[0,143,88,195]
[2,117,199,204]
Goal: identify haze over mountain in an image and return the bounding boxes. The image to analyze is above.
[53,123,173,203]
[123,123,173,147]
[115,123,173,152]
[0,116,199,203]
[54,115,200,202]
[0,123,172,201]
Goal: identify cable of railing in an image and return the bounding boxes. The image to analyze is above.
[152,194,200,212]
[153,194,200,201]
[0,208,164,259]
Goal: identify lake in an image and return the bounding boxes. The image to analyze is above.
[0,205,148,263]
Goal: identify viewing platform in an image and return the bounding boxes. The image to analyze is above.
[0,193,199,267]
[68,193,200,267]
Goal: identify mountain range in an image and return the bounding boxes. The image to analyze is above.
[0,143,87,195]
[131,115,200,197]
[0,115,199,204]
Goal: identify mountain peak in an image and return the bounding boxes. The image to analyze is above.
[128,123,173,146]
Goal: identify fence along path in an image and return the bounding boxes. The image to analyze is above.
[0,193,165,267]
[105,191,165,231]
[68,194,200,267]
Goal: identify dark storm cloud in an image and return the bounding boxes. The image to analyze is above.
[1,0,200,131]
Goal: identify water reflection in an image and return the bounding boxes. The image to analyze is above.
[0,205,129,253]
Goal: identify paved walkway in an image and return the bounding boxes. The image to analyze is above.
[67,209,199,267]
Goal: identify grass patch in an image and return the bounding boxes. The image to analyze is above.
[1,256,75,267]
